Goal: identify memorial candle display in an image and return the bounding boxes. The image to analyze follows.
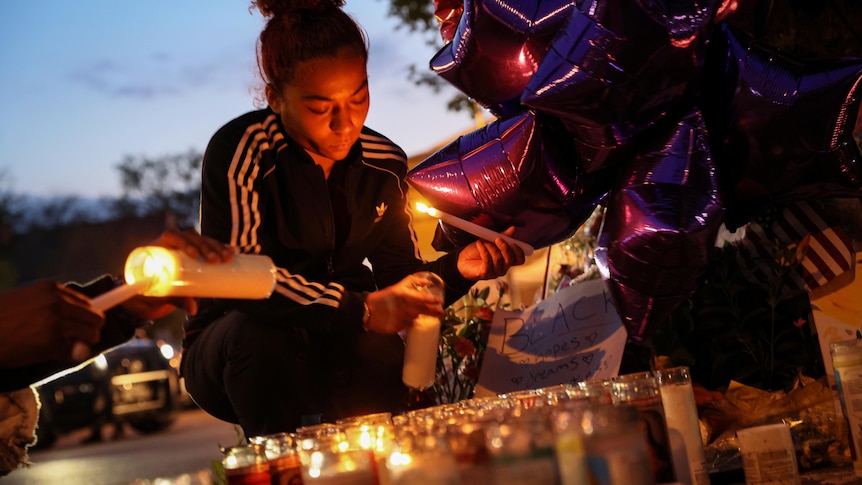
[91,246,278,311]
[415,203,535,256]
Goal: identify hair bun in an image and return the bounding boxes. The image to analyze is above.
[252,0,345,18]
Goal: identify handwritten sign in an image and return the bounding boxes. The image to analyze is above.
[475,278,625,397]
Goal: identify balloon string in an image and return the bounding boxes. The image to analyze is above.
[541,245,552,301]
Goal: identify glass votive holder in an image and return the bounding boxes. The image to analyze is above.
[222,443,271,485]
[297,433,378,485]
[499,389,542,410]
[296,422,340,450]
[386,430,460,485]
[611,371,676,484]
[249,432,302,485]
[551,400,593,485]
[579,403,655,485]
[576,377,615,404]
[444,418,495,484]
[484,411,560,485]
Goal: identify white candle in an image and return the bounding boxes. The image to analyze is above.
[656,366,710,485]
[124,246,277,299]
[90,280,152,312]
[402,271,444,390]
[415,203,535,256]
[402,314,441,390]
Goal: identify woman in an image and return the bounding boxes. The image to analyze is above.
[181,0,525,437]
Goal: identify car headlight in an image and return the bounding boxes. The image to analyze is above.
[159,343,175,360]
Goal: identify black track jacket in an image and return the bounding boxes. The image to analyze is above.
[184,109,471,343]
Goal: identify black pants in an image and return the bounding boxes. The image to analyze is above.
[180,311,408,437]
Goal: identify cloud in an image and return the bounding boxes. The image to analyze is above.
[68,47,253,100]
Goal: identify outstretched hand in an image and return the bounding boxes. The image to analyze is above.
[363,273,445,334]
[456,227,527,281]
[0,281,103,369]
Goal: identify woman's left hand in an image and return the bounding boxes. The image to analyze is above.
[455,227,526,281]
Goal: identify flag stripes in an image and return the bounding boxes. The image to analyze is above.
[735,201,854,293]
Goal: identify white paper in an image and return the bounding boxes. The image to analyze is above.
[475,278,626,397]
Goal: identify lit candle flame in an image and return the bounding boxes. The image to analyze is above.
[414,202,535,256]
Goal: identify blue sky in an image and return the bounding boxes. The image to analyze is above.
[0,1,478,198]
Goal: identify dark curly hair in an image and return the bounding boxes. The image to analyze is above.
[251,0,368,95]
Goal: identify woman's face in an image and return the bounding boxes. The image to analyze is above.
[268,47,370,164]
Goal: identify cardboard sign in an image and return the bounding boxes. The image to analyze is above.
[475,278,625,397]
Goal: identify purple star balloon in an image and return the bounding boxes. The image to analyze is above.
[430,0,575,117]
[522,0,715,173]
[713,0,773,37]
[407,110,612,251]
[595,109,724,342]
[702,23,862,229]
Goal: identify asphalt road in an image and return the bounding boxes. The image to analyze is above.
[4,408,241,485]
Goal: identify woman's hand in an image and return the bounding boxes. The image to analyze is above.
[121,228,235,319]
[364,273,445,334]
[456,227,526,281]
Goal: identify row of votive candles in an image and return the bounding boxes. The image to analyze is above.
[221,366,716,485]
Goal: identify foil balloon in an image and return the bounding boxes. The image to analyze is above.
[595,110,724,342]
[702,23,862,229]
[429,0,575,117]
[434,0,464,43]
[522,0,715,173]
[406,110,612,251]
[714,0,773,37]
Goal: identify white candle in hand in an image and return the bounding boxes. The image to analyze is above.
[403,314,442,390]
[90,280,153,312]
[415,203,535,256]
[402,272,445,390]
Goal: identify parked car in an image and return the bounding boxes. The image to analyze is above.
[34,338,182,448]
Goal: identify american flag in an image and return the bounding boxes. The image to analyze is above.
[735,200,855,294]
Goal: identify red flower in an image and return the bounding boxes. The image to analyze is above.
[475,307,494,322]
[793,317,807,328]
[463,362,480,381]
[453,337,476,357]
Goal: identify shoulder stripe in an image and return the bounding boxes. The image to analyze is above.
[227,113,283,254]
[360,132,407,163]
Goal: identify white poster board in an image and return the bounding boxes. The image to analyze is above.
[475,278,626,397]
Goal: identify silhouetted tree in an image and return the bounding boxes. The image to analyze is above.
[114,149,202,228]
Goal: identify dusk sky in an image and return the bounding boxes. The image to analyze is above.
[0,1,479,198]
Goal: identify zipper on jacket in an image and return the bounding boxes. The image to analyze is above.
[325,178,336,276]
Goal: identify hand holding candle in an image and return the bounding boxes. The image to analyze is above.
[89,246,277,312]
[415,202,535,256]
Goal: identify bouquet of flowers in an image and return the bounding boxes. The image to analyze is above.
[430,283,507,404]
